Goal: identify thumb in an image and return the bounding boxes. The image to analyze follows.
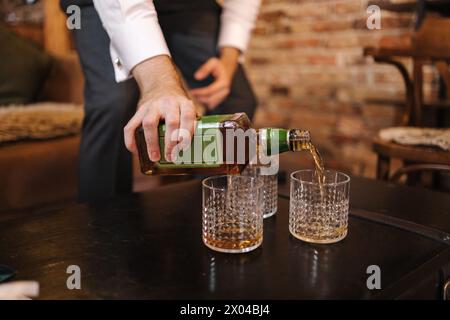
[194,58,218,80]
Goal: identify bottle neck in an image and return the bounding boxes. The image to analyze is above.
[258,128,311,155]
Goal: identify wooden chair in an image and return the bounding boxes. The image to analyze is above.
[365,13,450,189]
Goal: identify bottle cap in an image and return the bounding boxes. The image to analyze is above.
[289,129,311,142]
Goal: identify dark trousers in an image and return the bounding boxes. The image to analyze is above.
[70,4,257,202]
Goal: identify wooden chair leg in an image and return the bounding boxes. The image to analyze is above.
[435,61,450,96]
[412,58,424,126]
[436,61,449,128]
[376,155,390,180]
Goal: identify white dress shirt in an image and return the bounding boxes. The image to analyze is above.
[93,0,261,82]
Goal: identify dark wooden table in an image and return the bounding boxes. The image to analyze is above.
[0,166,449,299]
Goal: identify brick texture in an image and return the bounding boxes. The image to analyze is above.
[247,0,439,177]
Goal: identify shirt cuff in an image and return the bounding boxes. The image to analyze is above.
[218,20,251,53]
[109,18,170,82]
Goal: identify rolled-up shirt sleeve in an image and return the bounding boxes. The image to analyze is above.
[218,0,261,53]
[93,0,170,82]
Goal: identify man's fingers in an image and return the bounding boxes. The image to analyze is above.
[163,107,181,162]
[126,97,195,164]
[190,78,228,97]
[142,109,161,162]
[123,106,148,153]
[194,58,219,81]
[178,101,196,150]
[197,87,230,110]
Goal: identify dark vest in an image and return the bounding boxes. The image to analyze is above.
[60,0,221,36]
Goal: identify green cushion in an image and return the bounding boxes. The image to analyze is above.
[0,24,53,106]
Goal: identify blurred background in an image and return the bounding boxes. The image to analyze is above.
[0,0,449,212]
[248,0,418,176]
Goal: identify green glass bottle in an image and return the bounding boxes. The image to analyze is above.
[135,113,312,175]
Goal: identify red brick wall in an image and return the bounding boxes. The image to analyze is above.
[246,0,438,177]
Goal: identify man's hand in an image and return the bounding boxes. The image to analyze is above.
[190,47,240,110]
[124,55,196,163]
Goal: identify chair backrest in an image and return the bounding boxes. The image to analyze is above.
[413,16,450,60]
[413,16,450,110]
